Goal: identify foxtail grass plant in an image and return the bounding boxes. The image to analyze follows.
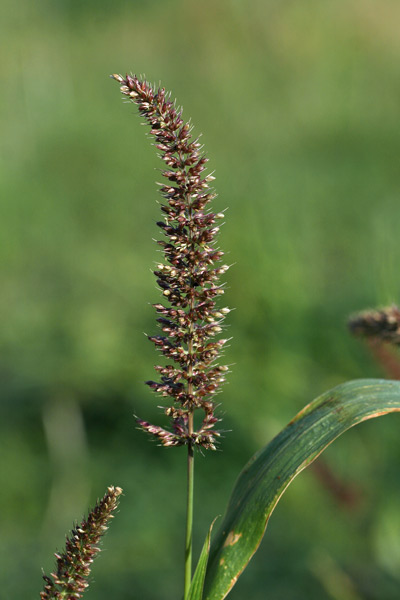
[38,74,400,599]
[40,486,122,599]
[111,73,230,598]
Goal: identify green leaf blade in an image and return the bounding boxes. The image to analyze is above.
[203,379,400,600]
[188,518,217,600]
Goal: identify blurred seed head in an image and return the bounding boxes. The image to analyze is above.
[348,305,400,345]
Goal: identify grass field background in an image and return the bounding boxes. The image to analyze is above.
[1,1,400,598]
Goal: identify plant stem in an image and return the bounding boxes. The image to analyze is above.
[184,423,194,599]
[184,189,195,599]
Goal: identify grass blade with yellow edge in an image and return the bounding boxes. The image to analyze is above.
[203,379,400,600]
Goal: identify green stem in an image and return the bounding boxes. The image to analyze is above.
[183,173,196,599]
[184,427,194,599]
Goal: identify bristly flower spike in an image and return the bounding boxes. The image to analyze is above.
[40,486,122,599]
[112,74,230,451]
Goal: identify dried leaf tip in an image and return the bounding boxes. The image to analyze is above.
[40,486,122,599]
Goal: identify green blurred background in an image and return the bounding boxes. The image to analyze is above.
[2,0,400,598]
